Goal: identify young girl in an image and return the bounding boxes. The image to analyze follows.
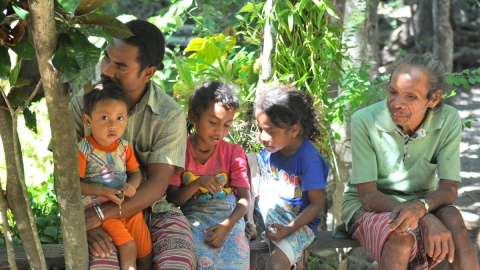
[79,82,152,270]
[254,85,328,269]
[166,81,251,269]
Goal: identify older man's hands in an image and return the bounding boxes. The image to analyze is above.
[420,214,455,264]
[388,199,427,233]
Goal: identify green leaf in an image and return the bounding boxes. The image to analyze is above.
[44,226,58,238]
[9,59,21,86]
[78,28,113,44]
[7,41,36,60]
[69,30,101,69]
[74,0,112,16]
[239,2,255,13]
[12,4,29,20]
[288,13,293,33]
[72,65,96,94]
[11,77,31,89]
[52,33,81,82]
[23,106,37,133]
[75,13,133,39]
[40,236,53,243]
[36,216,48,228]
[0,0,6,23]
[0,46,10,79]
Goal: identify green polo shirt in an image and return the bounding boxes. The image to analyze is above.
[71,82,187,213]
[341,100,462,230]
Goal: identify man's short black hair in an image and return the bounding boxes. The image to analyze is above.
[124,20,166,72]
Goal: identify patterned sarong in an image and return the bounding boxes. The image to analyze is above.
[150,207,196,270]
[351,209,441,270]
[181,193,250,270]
[89,207,196,270]
[262,204,315,265]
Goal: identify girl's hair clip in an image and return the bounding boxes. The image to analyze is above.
[93,84,104,91]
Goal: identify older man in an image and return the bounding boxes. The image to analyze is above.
[341,53,479,269]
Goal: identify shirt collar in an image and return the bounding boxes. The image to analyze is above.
[130,82,159,115]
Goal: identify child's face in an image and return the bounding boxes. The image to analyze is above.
[191,102,235,149]
[255,110,300,155]
[83,100,128,147]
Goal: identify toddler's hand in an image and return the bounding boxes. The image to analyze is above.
[122,183,136,197]
[198,176,223,194]
[204,223,228,248]
[104,188,124,205]
[245,221,257,240]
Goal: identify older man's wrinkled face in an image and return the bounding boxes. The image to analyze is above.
[387,64,441,135]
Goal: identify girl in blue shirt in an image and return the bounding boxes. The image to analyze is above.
[255,85,329,269]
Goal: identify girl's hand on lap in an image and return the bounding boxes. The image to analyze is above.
[204,223,228,248]
[245,221,257,240]
[198,175,223,194]
[265,223,291,241]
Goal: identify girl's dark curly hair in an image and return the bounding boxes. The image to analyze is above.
[83,82,131,116]
[255,85,320,140]
[187,81,239,133]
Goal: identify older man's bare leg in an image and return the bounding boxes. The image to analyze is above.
[378,230,415,270]
[436,206,480,270]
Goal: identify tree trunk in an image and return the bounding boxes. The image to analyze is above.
[433,0,454,72]
[331,0,371,227]
[412,0,434,53]
[258,0,275,91]
[331,0,378,227]
[27,1,89,268]
[0,98,46,269]
[0,186,17,269]
[367,0,379,77]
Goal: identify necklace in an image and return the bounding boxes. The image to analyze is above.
[191,135,212,154]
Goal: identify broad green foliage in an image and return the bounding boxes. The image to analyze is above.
[0,0,132,102]
[0,177,61,245]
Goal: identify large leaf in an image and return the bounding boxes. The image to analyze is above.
[11,77,31,89]
[79,27,113,44]
[74,0,112,16]
[7,90,29,107]
[72,65,95,96]
[52,33,81,82]
[11,4,29,21]
[8,41,35,60]
[0,46,10,79]
[69,30,101,69]
[75,13,133,39]
[23,106,37,133]
[9,58,21,86]
[0,0,6,23]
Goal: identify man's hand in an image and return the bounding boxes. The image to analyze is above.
[420,214,455,264]
[388,200,426,232]
[87,227,114,258]
[204,223,229,248]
